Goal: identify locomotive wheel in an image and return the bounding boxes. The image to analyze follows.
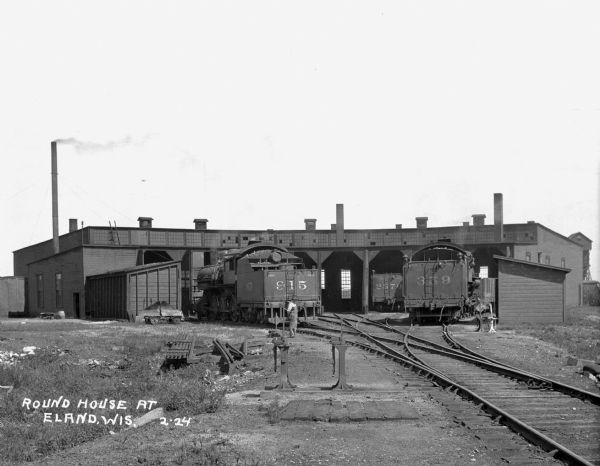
[248,310,257,324]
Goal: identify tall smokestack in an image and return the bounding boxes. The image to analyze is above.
[494,193,504,242]
[336,204,344,245]
[51,141,59,254]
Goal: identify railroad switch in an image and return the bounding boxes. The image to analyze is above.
[330,336,352,390]
[272,336,296,390]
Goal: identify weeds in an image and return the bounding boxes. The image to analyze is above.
[170,438,260,466]
[0,334,226,463]
[511,306,600,360]
[264,399,281,424]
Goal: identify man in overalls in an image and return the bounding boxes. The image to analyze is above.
[286,300,298,337]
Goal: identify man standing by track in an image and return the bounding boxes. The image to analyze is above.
[286,300,298,337]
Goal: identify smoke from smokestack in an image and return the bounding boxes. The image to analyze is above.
[53,134,152,152]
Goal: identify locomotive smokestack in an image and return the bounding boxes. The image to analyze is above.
[51,141,59,254]
[336,204,344,244]
[494,193,504,242]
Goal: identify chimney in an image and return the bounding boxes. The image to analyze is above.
[331,224,336,230]
[138,217,153,229]
[472,214,486,226]
[395,224,402,229]
[69,218,78,232]
[416,217,428,229]
[304,218,317,231]
[336,204,344,244]
[462,221,470,227]
[194,218,208,230]
[51,141,59,254]
[494,193,504,241]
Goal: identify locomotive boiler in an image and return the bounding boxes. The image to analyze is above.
[195,243,321,324]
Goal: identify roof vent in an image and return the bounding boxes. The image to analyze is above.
[416,217,428,229]
[138,217,153,229]
[69,218,78,232]
[304,218,317,231]
[472,214,486,226]
[193,218,208,230]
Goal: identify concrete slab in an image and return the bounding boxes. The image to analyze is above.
[279,399,419,422]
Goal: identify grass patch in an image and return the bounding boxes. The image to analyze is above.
[167,438,260,466]
[0,333,226,463]
[507,306,600,360]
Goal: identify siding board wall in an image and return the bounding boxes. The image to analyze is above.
[86,262,181,320]
[0,277,25,317]
[495,255,568,325]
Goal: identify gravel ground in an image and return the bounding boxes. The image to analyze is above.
[32,331,554,466]
[4,313,596,465]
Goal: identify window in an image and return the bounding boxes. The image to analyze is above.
[525,252,532,262]
[537,252,543,263]
[479,266,488,278]
[36,274,44,308]
[55,273,63,308]
[320,269,326,290]
[341,269,351,299]
[561,258,566,268]
[545,255,550,265]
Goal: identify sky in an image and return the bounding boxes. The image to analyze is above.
[1,1,598,279]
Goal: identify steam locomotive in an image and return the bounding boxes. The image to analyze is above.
[401,242,494,324]
[194,243,321,324]
[371,272,403,311]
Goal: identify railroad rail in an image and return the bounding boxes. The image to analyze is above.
[300,314,600,466]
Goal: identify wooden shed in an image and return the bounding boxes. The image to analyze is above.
[493,255,570,325]
[86,261,181,321]
[0,276,25,318]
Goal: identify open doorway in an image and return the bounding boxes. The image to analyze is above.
[73,293,80,319]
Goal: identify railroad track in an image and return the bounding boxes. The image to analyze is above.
[299,314,600,466]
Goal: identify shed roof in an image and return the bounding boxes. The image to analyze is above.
[86,260,181,279]
[493,255,570,273]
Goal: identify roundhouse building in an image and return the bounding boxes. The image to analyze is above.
[13,193,590,319]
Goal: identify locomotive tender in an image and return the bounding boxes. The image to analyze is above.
[401,242,484,324]
[370,272,403,311]
[195,243,321,324]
